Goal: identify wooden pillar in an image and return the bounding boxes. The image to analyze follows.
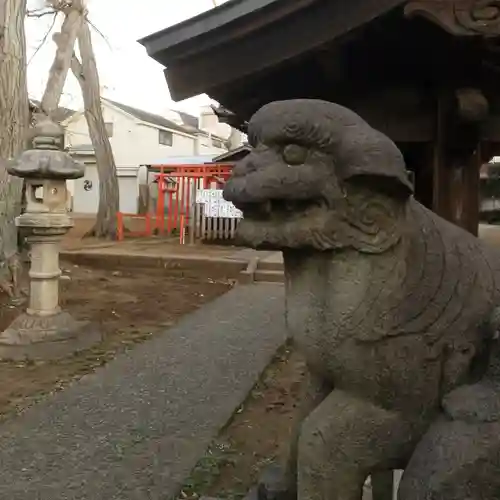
[462,146,481,236]
[431,146,480,236]
[400,143,434,211]
[431,93,481,236]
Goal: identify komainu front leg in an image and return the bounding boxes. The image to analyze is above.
[298,390,417,500]
[254,365,331,500]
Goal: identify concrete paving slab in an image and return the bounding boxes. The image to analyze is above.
[260,252,283,264]
[226,248,267,261]
[0,284,286,500]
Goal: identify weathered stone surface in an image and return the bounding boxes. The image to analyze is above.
[8,149,85,179]
[7,116,84,180]
[223,99,500,500]
[0,311,101,360]
[2,114,85,360]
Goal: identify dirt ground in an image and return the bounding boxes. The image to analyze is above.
[0,262,232,422]
[179,345,307,500]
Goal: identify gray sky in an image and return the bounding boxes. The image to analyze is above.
[25,0,229,115]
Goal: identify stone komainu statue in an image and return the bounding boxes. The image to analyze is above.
[223,100,500,500]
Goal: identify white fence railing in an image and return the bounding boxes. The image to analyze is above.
[194,203,240,241]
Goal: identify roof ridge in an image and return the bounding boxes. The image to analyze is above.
[102,97,200,135]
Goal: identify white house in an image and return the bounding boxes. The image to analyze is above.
[61,98,229,215]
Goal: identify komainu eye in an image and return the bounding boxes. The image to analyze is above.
[282,144,307,165]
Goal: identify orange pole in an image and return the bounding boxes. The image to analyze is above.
[167,190,174,234]
[173,178,180,232]
[182,175,186,227]
[166,191,172,233]
[181,174,187,227]
[156,170,165,235]
[162,171,167,235]
[184,174,190,229]
[117,212,124,241]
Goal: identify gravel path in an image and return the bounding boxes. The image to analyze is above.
[0,284,286,500]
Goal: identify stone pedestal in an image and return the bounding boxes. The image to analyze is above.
[0,116,102,360]
[0,311,101,361]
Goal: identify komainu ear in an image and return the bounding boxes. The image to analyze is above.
[339,189,406,255]
[336,128,414,199]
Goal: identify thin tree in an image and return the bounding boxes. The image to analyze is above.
[31,0,119,239]
[0,0,30,301]
[39,0,84,117]
[70,18,119,239]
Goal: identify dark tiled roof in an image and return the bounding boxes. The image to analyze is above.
[103,98,193,134]
[177,110,199,129]
[213,144,250,162]
[212,105,248,132]
[105,98,228,143]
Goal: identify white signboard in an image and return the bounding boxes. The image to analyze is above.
[196,189,243,219]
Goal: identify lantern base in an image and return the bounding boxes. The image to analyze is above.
[0,311,102,360]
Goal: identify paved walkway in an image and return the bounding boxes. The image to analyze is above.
[0,284,286,500]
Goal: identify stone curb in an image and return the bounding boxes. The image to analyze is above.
[61,250,248,281]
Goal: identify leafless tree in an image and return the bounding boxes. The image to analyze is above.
[71,18,119,239]
[31,0,120,239]
[38,0,84,117]
[0,0,30,302]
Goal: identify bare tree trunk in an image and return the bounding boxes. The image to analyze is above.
[71,21,119,239]
[41,1,84,116]
[0,0,29,301]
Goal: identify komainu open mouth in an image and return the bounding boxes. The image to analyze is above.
[238,198,327,220]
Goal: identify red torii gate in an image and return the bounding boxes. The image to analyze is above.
[117,163,234,240]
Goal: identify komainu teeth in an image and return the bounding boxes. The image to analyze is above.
[263,200,272,214]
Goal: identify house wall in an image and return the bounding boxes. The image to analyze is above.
[64,104,227,170]
[64,102,228,215]
[71,164,138,215]
[72,163,99,214]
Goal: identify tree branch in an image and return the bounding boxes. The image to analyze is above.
[70,51,84,83]
[27,8,57,18]
[28,12,59,66]
[40,1,85,116]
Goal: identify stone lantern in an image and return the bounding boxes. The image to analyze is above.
[0,115,101,360]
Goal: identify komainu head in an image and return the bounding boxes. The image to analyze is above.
[223,99,414,252]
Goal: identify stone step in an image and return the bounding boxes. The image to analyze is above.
[258,254,284,272]
[254,269,284,283]
[259,260,284,272]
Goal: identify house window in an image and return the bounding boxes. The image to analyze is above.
[105,122,114,137]
[211,137,224,149]
[159,130,173,146]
